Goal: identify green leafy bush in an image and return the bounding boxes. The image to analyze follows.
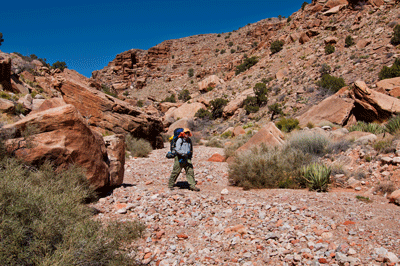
[253,83,269,105]
[0,158,144,265]
[178,89,191,102]
[228,41,233,47]
[188,68,194,77]
[390,24,400,46]
[195,108,212,119]
[125,135,153,157]
[162,94,176,103]
[210,98,228,119]
[325,44,335,55]
[275,117,299,133]
[228,145,311,189]
[268,103,283,120]
[348,121,385,134]
[287,131,331,157]
[244,96,259,114]
[345,35,355,47]
[51,61,67,71]
[301,1,308,10]
[300,162,331,192]
[270,40,284,54]
[235,56,259,75]
[317,74,346,93]
[378,58,400,80]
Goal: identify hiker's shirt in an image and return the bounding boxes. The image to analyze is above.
[175,138,193,158]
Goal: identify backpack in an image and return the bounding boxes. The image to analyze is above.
[166,128,184,159]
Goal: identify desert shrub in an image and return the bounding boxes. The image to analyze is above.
[390,24,400,46]
[329,139,352,154]
[228,145,311,189]
[205,137,223,148]
[299,162,331,192]
[378,58,400,80]
[385,115,400,134]
[14,103,26,115]
[235,56,259,75]
[275,117,299,133]
[137,100,143,107]
[287,131,331,157]
[230,49,236,53]
[209,98,228,119]
[317,74,346,93]
[0,91,11,100]
[348,121,386,135]
[125,135,153,157]
[270,40,284,54]
[253,83,269,105]
[221,130,232,139]
[162,94,176,103]
[195,108,212,119]
[220,49,226,54]
[301,1,308,10]
[345,35,355,47]
[188,68,194,77]
[287,16,292,23]
[51,61,67,71]
[223,133,253,159]
[319,63,331,75]
[325,44,335,55]
[374,181,396,195]
[268,103,283,120]
[228,41,233,47]
[306,122,315,129]
[355,195,371,203]
[101,84,118,98]
[373,139,396,153]
[178,89,191,102]
[0,158,144,266]
[244,96,259,114]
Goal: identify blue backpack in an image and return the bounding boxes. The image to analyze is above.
[166,128,184,159]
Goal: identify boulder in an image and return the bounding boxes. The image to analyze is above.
[159,102,181,113]
[1,104,112,190]
[35,98,66,112]
[198,75,224,92]
[342,131,377,143]
[0,98,15,114]
[276,68,289,81]
[299,32,311,44]
[31,99,46,111]
[55,79,164,148]
[388,189,400,205]
[237,122,284,152]
[325,0,348,9]
[104,134,125,187]
[324,36,339,45]
[223,88,253,117]
[297,88,354,127]
[323,5,346,15]
[356,38,372,49]
[17,94,33,111]
[170,102,206,120]
[207,153,226,162]
[232,126,246,137]
[350,81,400,122]
[376,77,400,92]
[167,118,193,136]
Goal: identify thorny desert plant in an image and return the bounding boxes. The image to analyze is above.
[228,145,311,190]
[125,135,153,157]
[0,158,144,266]
[300,162,331,192]
[286,131,331,157]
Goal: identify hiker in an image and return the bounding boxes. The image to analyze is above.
[168,128,200,191]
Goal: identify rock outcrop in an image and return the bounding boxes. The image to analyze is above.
[1,104,113,190]
[237,122,284,152]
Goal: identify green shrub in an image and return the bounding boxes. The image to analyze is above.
[137,100,143,107]
[230,49,236,53]
[253,83,269,105]
[210,98,228,119]
[348,121,385,134]
[268,103,283,120]
[235,56,259,75]
[244,96,259,114]
[275,117,299,133]
[378,58,400,80]
[51,61,67,71]
[178,89,191,102]
[325,44,335,55]
[287,16,292,23]
[101,84,118,98]
[373,139,396,153]
[317,74,346,93]
[195,108,212,119]
[14,103,26,115]
[220,49,226,54]
[300,162,331,192]
[228,41,233,47]
[385,115,400,134]
[0,91,11,100]
[0,158,144,265]
[125,135,153,157]
[301,1,308,10]
[205,137,223,148]
[306,122,315,129]
[356,195,371,203]
[162,94,176,103]
[188,68,194,77]
[287,131,331,157]
[270,40,284,54]
[345,35,355,47]
[390,24,400,46]
[221,130,232,139]
[228,145,310,189]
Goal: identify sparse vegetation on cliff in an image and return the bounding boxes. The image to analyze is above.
[235,56,258,75]
[270,40,284,54]
[378,58,400,80]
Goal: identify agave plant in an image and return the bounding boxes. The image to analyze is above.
[300,162,331,192]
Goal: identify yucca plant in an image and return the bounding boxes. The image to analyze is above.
[300,162,331,192]
[385,115,400,135]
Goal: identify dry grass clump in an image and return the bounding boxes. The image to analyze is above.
[0,155,144,265]
[374,181,396,195]
[286,131,331,157]
[125,134,153,157]
[224,133,253,159]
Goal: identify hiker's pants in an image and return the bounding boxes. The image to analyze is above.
[168,156,196,189]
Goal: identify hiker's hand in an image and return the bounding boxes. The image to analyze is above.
[187,152,192,159]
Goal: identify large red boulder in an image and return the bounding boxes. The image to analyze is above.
[237,122,284,152]
[1,104,113,190]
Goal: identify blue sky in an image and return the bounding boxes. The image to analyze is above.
[0,0,308,77]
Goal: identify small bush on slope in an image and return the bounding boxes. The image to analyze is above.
[125,135,153,157]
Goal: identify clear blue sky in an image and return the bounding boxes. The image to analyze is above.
[0,0,308,78]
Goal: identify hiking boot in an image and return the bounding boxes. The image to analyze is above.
[189,186,200,192]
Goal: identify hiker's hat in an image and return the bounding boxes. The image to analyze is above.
[183,128,192,137]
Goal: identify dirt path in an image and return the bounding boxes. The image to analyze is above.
[92,144,400,265]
